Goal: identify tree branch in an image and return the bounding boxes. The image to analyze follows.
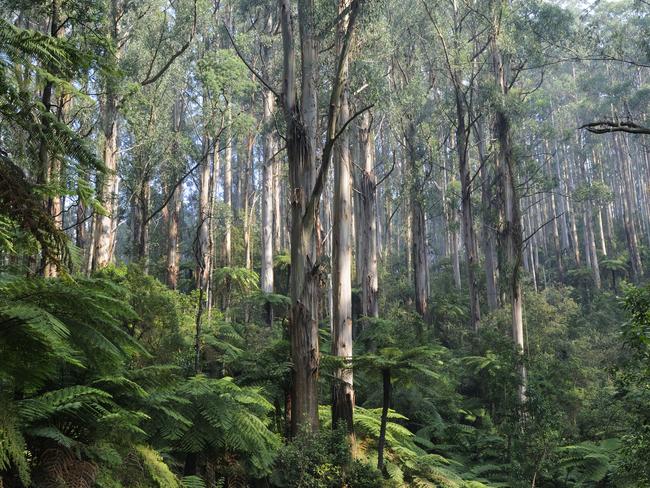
[223,21,281,99]
[523,211,565,246]
[140,0,197,86]
[580,120,650,135]
[302,0,363,228]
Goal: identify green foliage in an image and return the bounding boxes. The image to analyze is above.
[271,427,382,488]
[552,439,618,485]
[614,283,650,486]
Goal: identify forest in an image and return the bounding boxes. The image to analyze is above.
[1,0,650,486]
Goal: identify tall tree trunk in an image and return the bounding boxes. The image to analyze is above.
[579,154,601,289]
[566,152,581,267]
[615,133,644,282]
[273,157,283,253]
[166,98,184,290]
[92,0,121,271]
[406,123,428,317]
[243,132,254,270]
[454,87,480,331]
[475,121,499,310]
[197,134,214,296]
[261,89,276,324]
[40,0,64,276]
[331,1,354,431]
[279,0,359,435]
[166,182,182,289]
[223,109,233,266]
[545,141,563,280]
[358,112,379,318]
[492,2,525,401]
[134,177,150,271]
[280,0,321,434]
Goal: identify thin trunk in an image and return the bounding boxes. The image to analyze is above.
[166,181,182,289]
[40,1,63,276]
[332,2,354,430]
[135,178,150,271]
[92,0,121,271]
[616,134,644,282]
[166,98,184,290]
[407,123,428,317]
[476,123,499,309]
[455,87,480,330]
[377,368,391,473]
[223,109,233,265]
[243,132,254,270]
[359,112,379,318]
[273,157,283,253]
[545,142,563,281]
[261,89,276,324]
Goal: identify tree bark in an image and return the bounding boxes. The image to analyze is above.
[454,87,481,331]
[475,121,499,310]
[492,2,526,401]
[166,98,184,290]
[279,0,359,435]
[377,368,391,472]
[92,0,121,271]
[358,112,379,319]
[40,0,65,277]
[222,109,233,266]
[615,133,644,282]
[134,177,150,271]
[406,123,428,317]
[280,0,321,434]
[331,0,354,431]
[261,88,276,324]
[242,132,254,270]
[545,141,563,281]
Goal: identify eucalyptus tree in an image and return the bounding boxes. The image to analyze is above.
[89,0,197,272]
[424,0,491,332]
[276,0,362,434]
[384,2,436,318]
[331,0,356,435]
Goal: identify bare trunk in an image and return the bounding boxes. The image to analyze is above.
[407,123,428,317]
[243,132,254,270]
[279,0,358,435]
[455,89,480,330]
[197,134,214,295]
[545,141,563,280]
[566,154,581,267]
[166,99,184,289]
[580,155,601,289]
[166,182,182,289]
[359,112,379,318]
[492,8,525,401]
[223,109,233,265]
[377,368,391,473]
[616,134,644,282]
[40,1,65,277]
[273,157,283,253]
[281,0,320,434]
[331,4,355,430]
[476,124,499,309]
[261,89,276,325]
[134,178,150,271]
[92,0,121,271]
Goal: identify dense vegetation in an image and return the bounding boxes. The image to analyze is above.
[1,0,649,486]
